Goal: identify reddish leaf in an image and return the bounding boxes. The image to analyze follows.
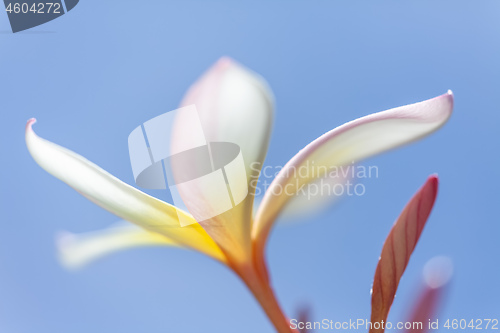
[369,176,439,333]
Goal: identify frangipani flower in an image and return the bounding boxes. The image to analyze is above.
[26,57,453,333]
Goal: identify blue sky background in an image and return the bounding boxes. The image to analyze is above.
[1,1,499,332]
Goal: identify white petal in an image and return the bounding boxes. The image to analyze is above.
[57,224,180,269]
[252,91,454,252]
[180,57,274,182]
[26,119,226,262]
[280,171,351,218]
[172,58,274,261]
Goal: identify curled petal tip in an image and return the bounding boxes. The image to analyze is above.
[431,90,454,120]
[444,89,454,106]
[442,90,454,112]
[420,90,454,123]
[26,118,37,130]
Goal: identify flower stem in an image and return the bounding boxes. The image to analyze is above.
[234,263,299,333]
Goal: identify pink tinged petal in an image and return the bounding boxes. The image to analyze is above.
[180,57,274,181]
[369,176,439,333]
[174,58,274,262]
[57,224,182,269]
[405,257,453,333]
[25,119,227,263]
[252,92,453,255]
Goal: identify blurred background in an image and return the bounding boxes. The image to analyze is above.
[1,1,499,332]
